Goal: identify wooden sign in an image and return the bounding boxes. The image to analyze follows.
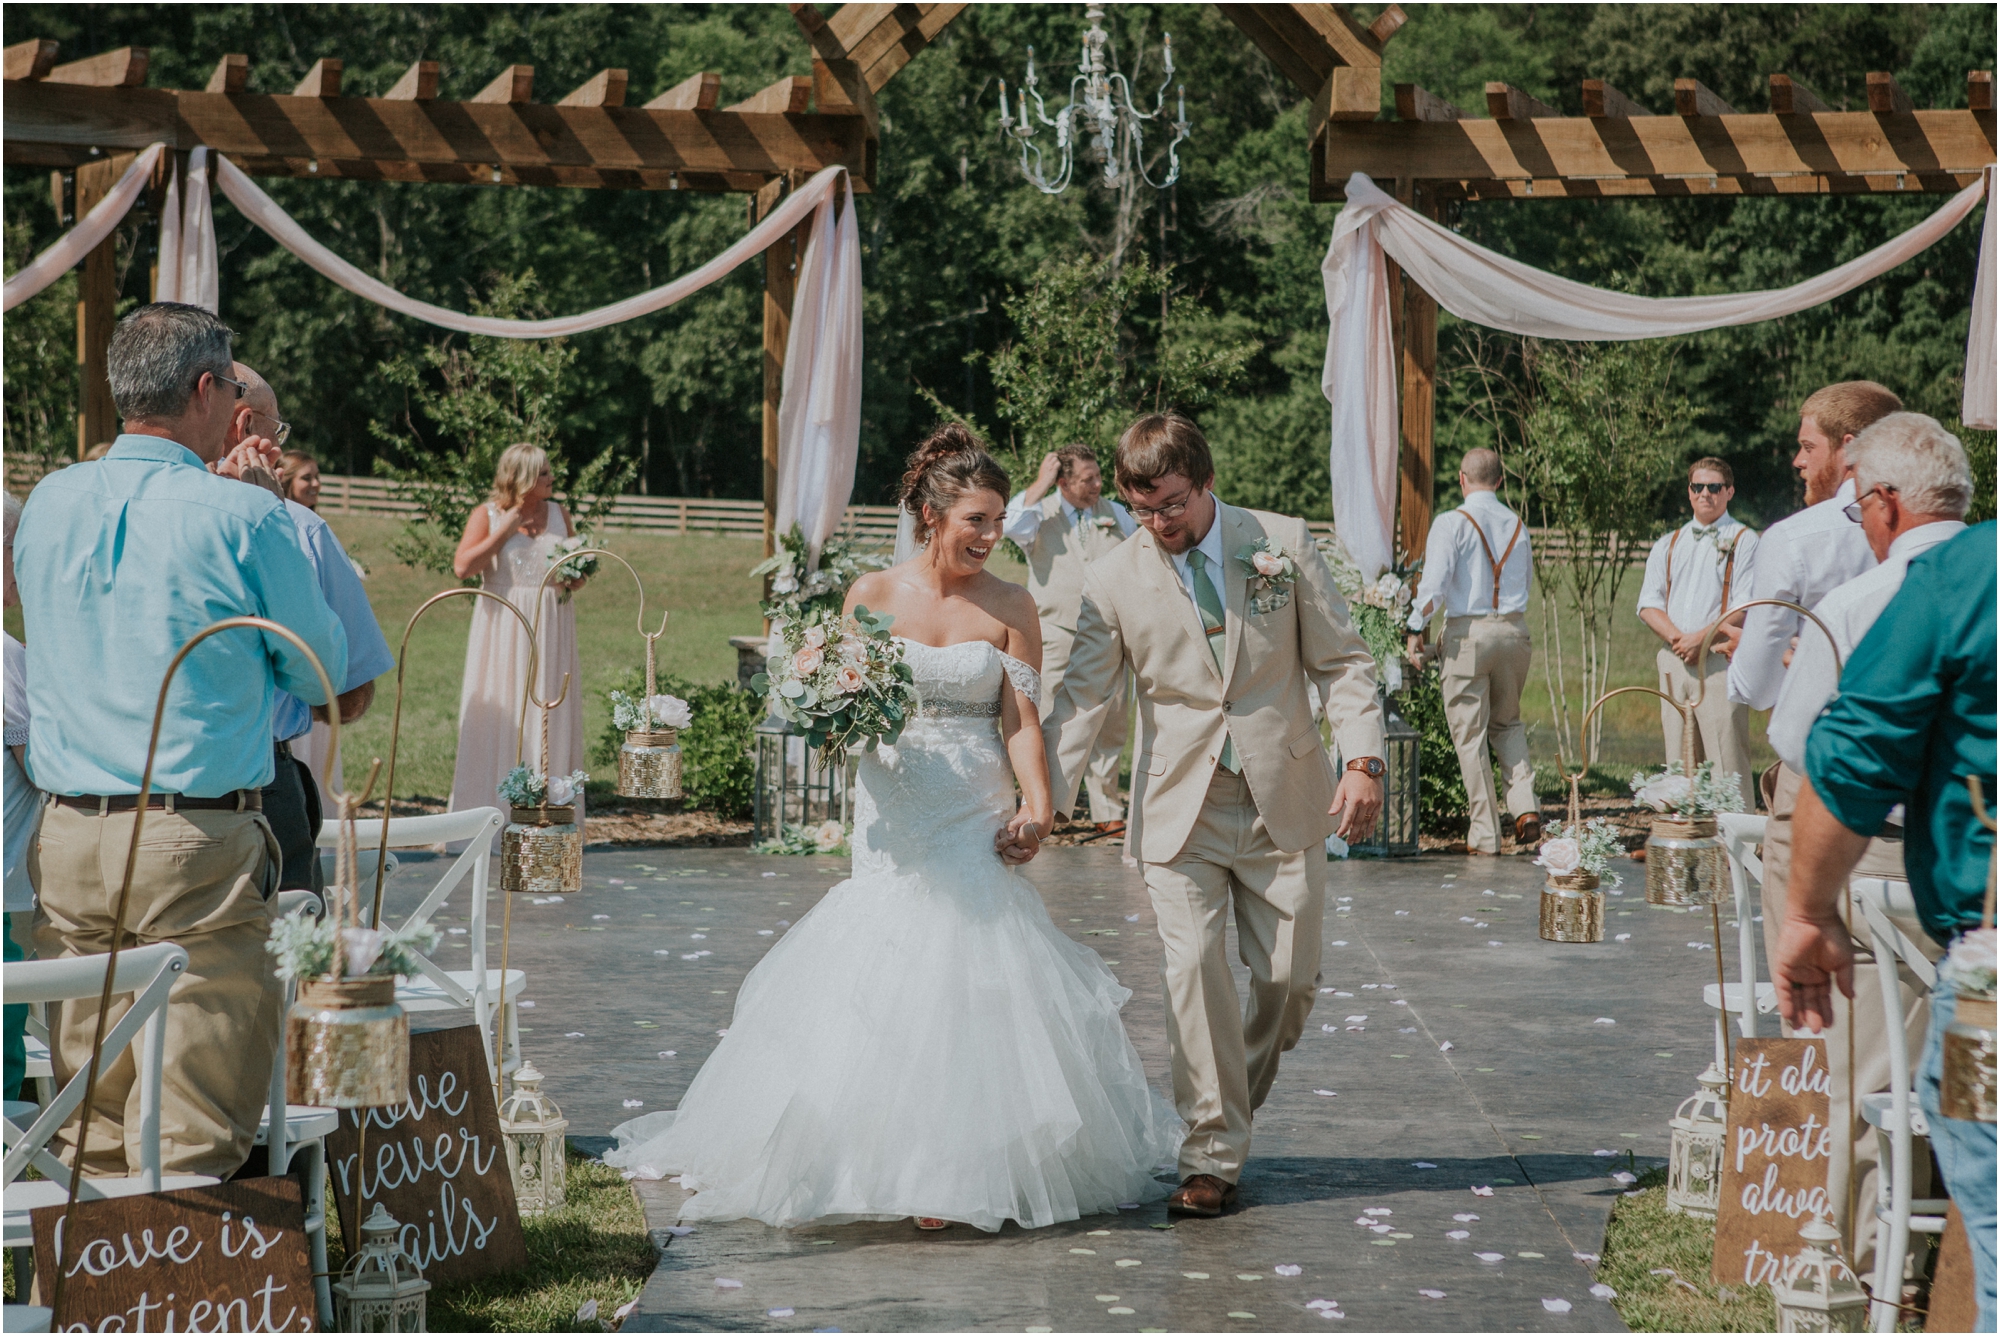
[1714,1037,1835,1286]
[327,1022,528,1286]
[31,1176,317,1332]
[1925,1204,1975,1332]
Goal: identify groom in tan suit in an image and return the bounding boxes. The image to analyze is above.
[1043,413,1385,1216]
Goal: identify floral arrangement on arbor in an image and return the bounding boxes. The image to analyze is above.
[498,764,591,810]
[1629,760,1744,818]
[267,911,439,982]
[752,605,918,760]
[755,820,851,856]
[1317,535,1415,674]
[546,533,599,601]
[750,524,890,625]
[1533,818,1625,886]
[609,690,692,734]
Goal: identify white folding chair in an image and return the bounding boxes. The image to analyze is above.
[1703,813,1778,1069]
[1850,877,1948,1332]
[2,942,220,1252]
[317,808,518,1077]
[256,890,337,1328]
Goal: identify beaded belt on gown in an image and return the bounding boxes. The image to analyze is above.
[918,698,1002,718]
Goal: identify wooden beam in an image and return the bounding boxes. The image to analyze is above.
[728,75,812,115]
[1311,67,1381,128]
[5,39,59,82]
[1674,78,1736,116]
[472,65,534,105]
[1973,70,1994,113]
[292,58,341,99]
[645,71,720,112]
[74,154,133,459]
[46,47,147,87]
[558,68,627,108]
[1395,84,1462,122]
[1313,109,1995,200]
[1486,83,1559,120]
[813,59,878,128]
[758,170,812,558]
[1398,189,1440,562]
[3,81,874,188]
[1768,73,1833,115]
[1582,79,1651,118]
[205,54,249,95]
[1367,5,1408,46]
[383,60,439,101]
[791,3,848,60]
[1225,5,1337,97]
[1867,71,1914,115]
[855,4,964,94]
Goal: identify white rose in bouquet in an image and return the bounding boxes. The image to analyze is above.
[546,773,578,806]
[1535,838,1582,876]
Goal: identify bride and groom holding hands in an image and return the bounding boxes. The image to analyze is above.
[608,412,1386,1230]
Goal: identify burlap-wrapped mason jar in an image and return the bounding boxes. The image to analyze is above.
[287,975,409,1108]
[1540,872,1606,942]
[618,730,683,799]
[1645,816,1726,907]
[502,805,583,895]
[1940,993,1997,1123]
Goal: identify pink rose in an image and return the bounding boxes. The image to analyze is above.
[803,625,827,649]
[792,646,825,676]
[834,664,866,694]
[1252,550,1285,578]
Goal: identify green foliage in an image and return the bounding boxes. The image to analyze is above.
[3,219,78,471]
[371,272,635,573]
[1397,665,1469,837]
[591,668,760,817]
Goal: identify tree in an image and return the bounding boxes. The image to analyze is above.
[3,219,79,473]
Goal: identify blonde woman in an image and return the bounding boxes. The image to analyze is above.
[448,444,590,820]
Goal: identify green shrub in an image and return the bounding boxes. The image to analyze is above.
[1534,760,1643,801]
[592,668,760,817]
[1398,665,1469,837]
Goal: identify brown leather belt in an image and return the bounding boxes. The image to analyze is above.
[55,791,262,814]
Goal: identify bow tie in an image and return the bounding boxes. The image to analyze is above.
[1691,524,1720,538]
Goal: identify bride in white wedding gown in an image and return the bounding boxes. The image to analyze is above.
[606,428,1182,1232]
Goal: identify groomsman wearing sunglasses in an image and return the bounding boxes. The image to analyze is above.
[1636,458,1759,810]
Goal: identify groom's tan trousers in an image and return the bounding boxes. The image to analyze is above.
[1143,768,1325,1184]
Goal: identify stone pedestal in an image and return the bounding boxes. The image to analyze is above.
[729,634,769,692]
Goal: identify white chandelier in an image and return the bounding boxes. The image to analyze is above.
[997,4,1191,195]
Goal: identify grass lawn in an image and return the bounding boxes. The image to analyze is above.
[1600,1166,1779,1332]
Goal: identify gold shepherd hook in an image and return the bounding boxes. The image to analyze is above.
[52,618,349,1320]
[370,588,540,929]
[516,546,663,765]
[495,668,572,1112]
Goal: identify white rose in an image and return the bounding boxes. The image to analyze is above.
[1535,838,1582,876]
[1252,550,1285,578]
[1635,775,1691,812]
[812,821,846,852]
[771,569,799,594]
[546,774,578,806]
[341,926,386,977]
[646,694,693,729]
[803,625,827,649]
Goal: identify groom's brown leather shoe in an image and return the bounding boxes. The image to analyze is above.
[1167,1174,1239,1217]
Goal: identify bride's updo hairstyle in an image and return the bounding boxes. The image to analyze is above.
[899,423,1012,543]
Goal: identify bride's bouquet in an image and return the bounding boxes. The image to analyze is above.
[752,605,918,759]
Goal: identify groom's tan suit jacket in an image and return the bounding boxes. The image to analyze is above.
[1044,503,1383,863]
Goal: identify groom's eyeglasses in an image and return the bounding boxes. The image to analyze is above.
[1128,489,1196,524]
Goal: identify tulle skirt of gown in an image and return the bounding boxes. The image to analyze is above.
[607,650,1182,1231]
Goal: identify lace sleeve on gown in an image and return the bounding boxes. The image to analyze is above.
[997,652,1043,710]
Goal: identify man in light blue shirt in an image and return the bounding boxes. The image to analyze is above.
[16,303,346,1179]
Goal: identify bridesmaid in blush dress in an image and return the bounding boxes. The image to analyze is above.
[447,443,590,820]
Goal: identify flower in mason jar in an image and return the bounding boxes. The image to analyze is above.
[793,646,824,676]
[803,625,827,649]
[812,820,846,852]
[341,926,386,977]
[646,694,693,729]
[1633,774,1691,812]
[1252,550,1286,578]
[546,773,579,806]
[1535,838,1582,876]
[833,663,866,695]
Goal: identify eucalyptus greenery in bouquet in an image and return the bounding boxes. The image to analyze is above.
[1629,760,1744,818]
[609,690,693,733]
[267,910,440,982]
[751,605,919,760]
[498,764,591,810]
[750,524,890,624]
[755,820,851,856]
[1533,818,1624,886]
[547,533,598,601]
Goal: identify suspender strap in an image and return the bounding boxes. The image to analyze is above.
[1720,529,1748,612]
[1663,528,1681,604]
[1466,513,1523,611]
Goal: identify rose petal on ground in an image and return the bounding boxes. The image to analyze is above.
[658,1050,676,1058]
[1369,1225,1392,1234]
[1125,914,1140,922]
[759,930,775,936]
[1329,941,1348,946]
[1573,1252,1599,1263]
[1649,1268,1677,1277]
[1542,1298,1572,1313]
[1470,1186,1494,1196]
[1614,933,1632,942]
[1593,1017,1616,1025]
[1226,1313,1258,1320]
[1453,1213,1480,1222]
[1322,1024,1339,1033]
[1182,1272,1210,1280]
[1363,1208,1392,1216]
[622,1099,644,1108]
[715,1278,743,1289]
[1095,1295,1119,1302]
[576,1300,599,1322]
[1069,1248,1096,1255]
[1413,1161,1437,1169]
[1334,991,1356,998]
[1275,1265,1302,1276]
[1475,1253,1504,1263]
[1117,1202,1140,1210]
[1392,999,1408,1005]
[565,1031,586,1038]
[1419,1289,1446,1299]
[1446,1230,1470,1239]
[616,1300,640,1318]
[1314,1089,1338,1097]
[1438,1041,1453,1051]
[1107,1307,1135,1316]
[1590,1284,1616,1299]
[1116,1259,1143,1268]
[1345,1015,1368,1023]
[1592,1149,1615,1156]
[1487,940,1502,947]
[1612,1171,1637,1185]
[1306,1299,1338,1310]
[1235,1274,1263,1281]
[519,1000,536,1008]
[1517,1251,1545,1258]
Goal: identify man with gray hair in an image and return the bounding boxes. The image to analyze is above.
[1764,410,1971,1272]
[15,302,346,1180]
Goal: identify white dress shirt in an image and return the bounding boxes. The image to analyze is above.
[1407,490,1531,629]
[1766,520,1966,772]
[1636,514,1760,633]
[1726,478,1877,709]
[1002,490,1136,545]
[1166,508,1230,608]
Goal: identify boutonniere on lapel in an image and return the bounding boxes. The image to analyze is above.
[1239,538,1299,615]
[1092,514,1120,531]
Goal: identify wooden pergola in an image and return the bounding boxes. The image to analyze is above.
[2,4,964,551]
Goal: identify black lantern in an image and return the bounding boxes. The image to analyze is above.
[1353,695,1420,857]
[753,713,851,844]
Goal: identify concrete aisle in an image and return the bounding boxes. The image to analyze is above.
[381,844,1736,1332]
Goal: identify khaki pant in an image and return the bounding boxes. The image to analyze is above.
[1142,769,1325,1184]
[1045,623,1130,825]
[1656,648,1755,811]
[1440,614,1537,853]
[1756,762,1935,1272]
[30,802,282,1179]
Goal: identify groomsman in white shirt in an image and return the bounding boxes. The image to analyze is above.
[1004,445,1137,829]
[1404,448,1538,854]
[1636,457,1759,809]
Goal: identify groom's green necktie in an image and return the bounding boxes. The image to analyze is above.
[1185,549,1239,773]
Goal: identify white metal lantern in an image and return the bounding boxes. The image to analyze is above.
[333,1203,431,1332]
[1666,1063,1728,1218]
[498,1060,570,1216]
[1772,1212,1869,1333]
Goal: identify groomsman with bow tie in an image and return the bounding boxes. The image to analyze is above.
[1005,445,1137,830]
[1636,457,1760,810]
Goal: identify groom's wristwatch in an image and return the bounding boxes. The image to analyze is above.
[1346,757,1386,778]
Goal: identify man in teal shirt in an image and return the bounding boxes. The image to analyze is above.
[1778,521,1995,1330]
[17,303,347,1179]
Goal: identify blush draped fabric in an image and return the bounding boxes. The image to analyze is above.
[1,144,165,312]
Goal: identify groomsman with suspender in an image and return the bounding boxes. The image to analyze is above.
[1636,457,1760,810]
[1404,449,1539,854]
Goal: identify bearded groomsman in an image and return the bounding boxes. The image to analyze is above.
[1404,448,1538,854]
[1005,445,1137,830]
[1636,457,1759,809]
